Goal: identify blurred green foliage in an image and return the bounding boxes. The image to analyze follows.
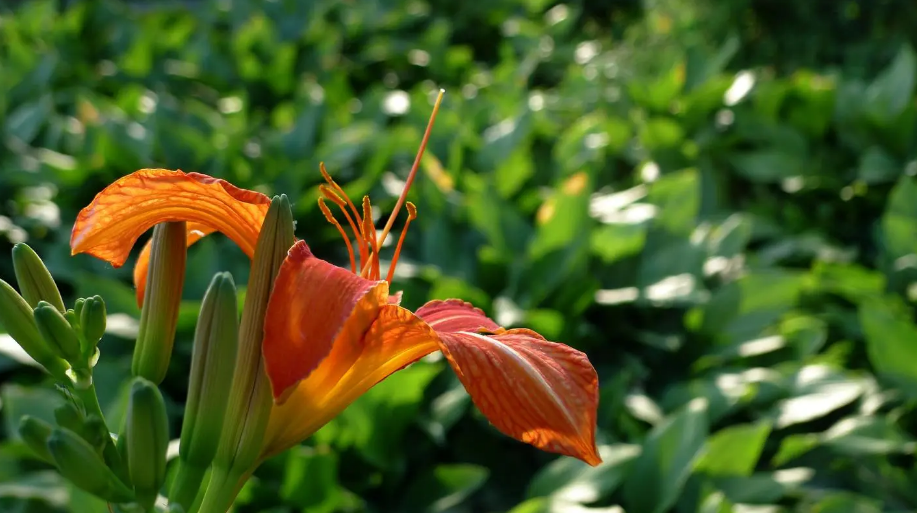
[2,0,917,512]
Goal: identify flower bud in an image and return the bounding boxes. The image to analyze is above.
[73,298,86,319]
[80,295,107,356]
[199,195,294,512]
[34,301,83,363]
[133,221,187,384]
[18,415,54,463]
[47,427,135,504]
[82,415,110,450]
[54,402,85,434]
[12,243,66,312]
[125,377,170,510]
[170,272,239,509]
[0,280,68,378]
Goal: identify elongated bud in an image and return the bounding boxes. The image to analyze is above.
[82,415,110,450]
[12,243,65,312]
[47,427,135,503]
[170,272,239,509]
[73,298,86,319]
[54,402,85,434]
[34,301,82,363]
[133,221,187,384]
[199,195,295,512]
[18,415,55,463]
[125,377,170,510]
[0,280,68,378]
[80,295,107,356]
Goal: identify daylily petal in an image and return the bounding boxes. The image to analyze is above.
[71,169,271,300]
[415,299,500,333]
[261,304,439,460]
[437,328,602,466]
[263,240,390,403]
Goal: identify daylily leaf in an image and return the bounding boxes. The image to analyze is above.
[622,398,709,513]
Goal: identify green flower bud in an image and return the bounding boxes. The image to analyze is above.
[53,402,85,434]
[73,298,86,320]
[133,222,187,384]
[34,301,82,363]
[125,377,170,510]
[80,295,107,356]
[170,272,239,509]
[12,243,65,313]
[82,415,110,450]
[47,427,135,504]
[18,415,54,463]
[0,280,68,378]
[199,195,295,512]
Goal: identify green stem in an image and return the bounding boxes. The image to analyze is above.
[71,381,131,486]
[196,466,238,513]
[169,460,209,512]
[72,382,106,424]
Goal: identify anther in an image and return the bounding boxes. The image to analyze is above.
[319,184,367,269]
[318,199,357,273]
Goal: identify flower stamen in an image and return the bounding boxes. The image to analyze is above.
[360,197,380,280]
[317,199,357,273]
[386,202,417,283]
[376,89,445,249]
[318,184,367,270]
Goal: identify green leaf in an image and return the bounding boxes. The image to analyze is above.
[280,447,344,513]
[774,366,866,428]
[314,362,440,468]
[857,146,900,184]
[1,384,64,440]
[865,44,916,123]
[696,421,771,477]
[728,150,804,183]
[859,296,917,392]
[401,464,489,513]
[527,444,641,504]
[622,398,709,513]
[712,468,813,504]
[4,95,53,144]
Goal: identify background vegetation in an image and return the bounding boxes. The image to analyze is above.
[3,0,917,511]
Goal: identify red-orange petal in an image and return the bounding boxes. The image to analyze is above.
[436,327,602,466]
[261,304,440,459]
[70,169,271,303]
[263,240,389,403]
[415,298,500,333]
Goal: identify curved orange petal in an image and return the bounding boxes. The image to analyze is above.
[71,167,271,268]
[262,304,439,460]
[415,299,500,333]
[436,327,602,466]
[263,240,391,403]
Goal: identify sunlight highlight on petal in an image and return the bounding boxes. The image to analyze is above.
[261,305,439,460]
[71,169,271,302]
[415,299,501,333]
[437,328,602,465]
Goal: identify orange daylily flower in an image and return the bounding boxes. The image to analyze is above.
[70,100,601,469]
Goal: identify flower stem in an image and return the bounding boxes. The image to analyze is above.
[169,461,209,512]
[72,382,106,423]
[196,466,239,513]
